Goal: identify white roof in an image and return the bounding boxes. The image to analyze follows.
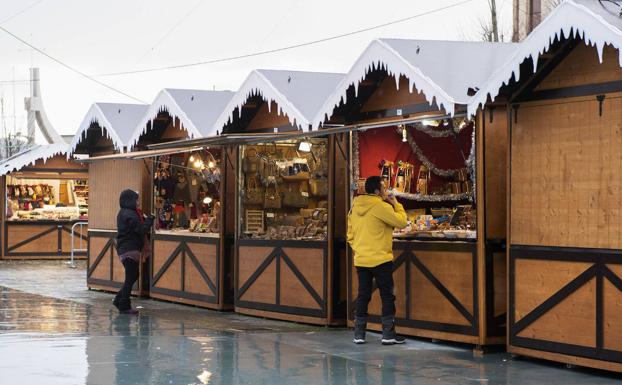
[315,38,517,125]
[468,0,622,116]
[71,103,148,154]
[212,69,345,132]
[129,88,235,147]
[0,143,68,176]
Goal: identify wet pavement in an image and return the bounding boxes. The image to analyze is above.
[1,261,622,384]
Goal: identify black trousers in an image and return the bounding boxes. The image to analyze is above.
[355,261,395,318]
[114,259,139,311]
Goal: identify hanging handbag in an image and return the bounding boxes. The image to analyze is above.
[263,182,282,209]
[262,159,280,186]
[242,148,259,175]
[244,176,264,205]
[309,177,328,197]
[282,185,308,208]
[311,143,328,177]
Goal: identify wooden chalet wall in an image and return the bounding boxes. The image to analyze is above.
[88,159,151,230]
[508,43,622,372]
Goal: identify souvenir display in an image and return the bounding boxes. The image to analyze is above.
[240,138,328,241]
[6,178,88,221]
[154,149,221,235]
[354,120,477,241]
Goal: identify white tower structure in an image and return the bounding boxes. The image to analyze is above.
[24,68,64,145]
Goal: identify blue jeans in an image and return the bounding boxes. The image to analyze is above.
[355,261,395,318]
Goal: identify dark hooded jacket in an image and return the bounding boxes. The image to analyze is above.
[116,189,153,256]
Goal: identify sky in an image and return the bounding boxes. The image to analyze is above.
[0,0,513,141]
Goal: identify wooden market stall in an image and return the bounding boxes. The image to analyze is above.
[0,144,89,259]
[70,102,151,294]
[202,69,348,325]
[126,88,236,310]
[468,0,622,371]
[314,38,516,347]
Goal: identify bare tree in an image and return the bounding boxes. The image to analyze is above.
[480,0,502,42]
[0,132,30,161]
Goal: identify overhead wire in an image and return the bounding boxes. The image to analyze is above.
[94,0,476,77]
[133,0,204,65]
[0,0,47,25]
[0,0,475,102]
[0,25,147,103]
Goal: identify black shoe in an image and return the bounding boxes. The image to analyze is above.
[353,316,367,344]
[381,316,405,345]
[112,298,120,310]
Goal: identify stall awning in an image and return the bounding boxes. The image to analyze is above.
[77,146,204,163]
[146,112,467,150]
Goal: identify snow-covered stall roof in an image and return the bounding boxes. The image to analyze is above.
[71,103,148,154]
[315,38,517,125]
[129,89,235,147]
[212,69,345,132]
[0,143,69,176]
[468,0,622,116]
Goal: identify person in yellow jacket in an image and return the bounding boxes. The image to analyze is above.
[347,176,407,345]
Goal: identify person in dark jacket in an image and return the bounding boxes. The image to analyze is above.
[113,189,153,314]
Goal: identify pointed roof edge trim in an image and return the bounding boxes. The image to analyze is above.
[313,39,456,129]
[467,0,622,116]
[211,70,311,134]
[0,143,69,176]
[128,89,201,148]
[70,104,125,157]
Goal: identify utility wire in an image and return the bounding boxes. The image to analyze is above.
[95,0,476,77]
[0,0,46,25]
[0,80,29,84]
[134,0,204,64]
[0,25,146,103]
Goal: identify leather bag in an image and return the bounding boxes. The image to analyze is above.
[244,176,264,205]
[309,177,328,197]
[263,183,282,209]
[282,185,308,208]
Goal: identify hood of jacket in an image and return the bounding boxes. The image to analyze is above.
[119,189,138,210]
[351,194,383,216]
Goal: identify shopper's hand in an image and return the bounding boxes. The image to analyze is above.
[386,195,398,206]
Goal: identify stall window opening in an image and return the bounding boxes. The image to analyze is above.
[6,176,88,221]
[153,149,221,235]
[239,137,329,241]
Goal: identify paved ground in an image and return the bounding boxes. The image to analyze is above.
[0,261,621,384]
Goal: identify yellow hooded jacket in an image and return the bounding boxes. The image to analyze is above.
[347,194,408,268]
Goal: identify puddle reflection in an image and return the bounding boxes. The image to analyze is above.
[1,287,621,385]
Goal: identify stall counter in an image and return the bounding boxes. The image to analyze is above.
[4,219,88,259]
[149,230,225,309]
[348,238,506,345]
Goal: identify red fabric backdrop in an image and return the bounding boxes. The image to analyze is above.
[357,123,473,193]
